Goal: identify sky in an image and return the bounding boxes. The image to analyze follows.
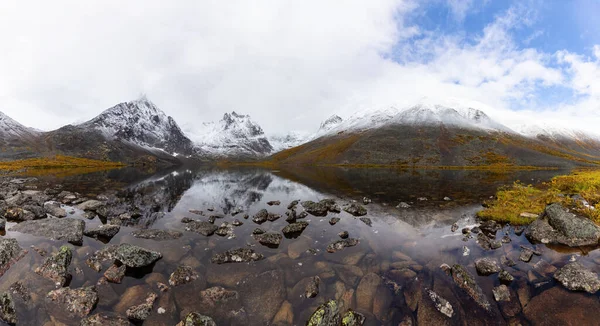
[1,0,600,135]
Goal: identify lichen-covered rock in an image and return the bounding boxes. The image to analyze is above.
[267,200,280,206]
[287,200,299,210]
[338,231,349,239]
[307,300,341,326]
[80,312,131,325]
[211,248,264,264]
[0,292,17,325]
[492,285,510,302]
[343,203,367,217]
[341,310,365,326]
[169,265,199,286]
[131,228,183,240]
[326,238,359,253]
[46,286,98,318]
[252,228,265,235]
[114,244,162,268]
[526,203,600,247]
[474,258,501,276]
[499,270,514,284]
[35,245,72,286]
[305,276,320,298]
[301,201,329,217]
[104,264,126,283]
[9,218,85,244]
[254,232,283,247]
[126,292,157,321]
[359,217,372,227]
[176,312,217,326]
[86,245,118,272]
[0,238,26,277]
[184,221,219,236]
[282,221,309,236]
[252,209,269,224]
[84,225,121,240]
[450,265,490,311]
[426,289,454,318]
[554,262,600,293]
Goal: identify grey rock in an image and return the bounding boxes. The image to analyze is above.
[77,200,105,211]
[44,201,67,218]
[475,258,501,276]
[103,264,126,284]
[451,223,458,232]
[114,244,162,268]
[305,276,320,298]
[0,238,26,277]
[359,217,372,227]
[267,200,280,206]
[0,292,16,325]
[131,228,182,241]
[35,245,72,286]
[526,203,600,247]
[499,270,514,284]
[326,238,359,253]
[338,231,349,239]
[46,286,98,318]
[177,312,217,326]
[9,218,85,244]
[254,232,282,247]
[252,228,265,235]
[80,312,131,326]
[86,245,118,272]
[211,248,264,264]
[252,209,269,223]
[554,262,600,293]
[287,200,299,210]
[362,197,372,205]
[426,289,454,318]
[169,265,199,286]
[126,292,157,321]
[184,221,219,236]
[519,248,533,262]
[450,264,491,311]
[329,217,340,225]
[492,285,510,302]
[232,219,243,226]
[84,225,121,240]
[343,203,367,217]
[301,201,329,217]
[282,221,309,236]
[0,218,4,231]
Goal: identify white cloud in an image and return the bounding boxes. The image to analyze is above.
[446,0,474,22]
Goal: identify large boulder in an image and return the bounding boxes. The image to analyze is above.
[523,286,600,326]
[450,265,490,312]
[307,300,341,326]
[84,225,121,240]
[553,262,600,293]
[35,245,72,286]
[46,286,98,318]
[9,218,85,244]
[184,221,219,236]
[240,270,285,324]
[526,203,600,247]
[474,258,501,276]
[114,244,162,268]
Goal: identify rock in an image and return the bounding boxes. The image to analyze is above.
[104,264,126,283]
[451,223,458,232]
[477,233,502,250]
[44,201,67,218]
[169,265,199,286]
[287,200,299,210]
[475,258,501,276]
[252,209,270,223]
[343,203,367,216]
[46,286,98,318]
[0,292,17,325]
[267,200,281,206]
[86,245,118,272]
[423,289,454,319]
[471,226,481,234]
[0,218,5,231]
[501,235,511,243]
[514,226,525,236]
[479,220,501,237]
[298,211,309,219]
[35,245,72,286]
[502,256,516,267]
[553,262,600,293]
[181,217,193,223]
[254,232,283,247]
[215,223,234,237]
[114,244,162,268]
[9,218,84,244]
[84,225,121,240]
[252,228,265,235]
[267,213,281,222]
[301,201,329,216]
[499,270,514,284]
[397,202,410,209]
[338,231,349,239]
[329,217,340,225]
[282,221,309,236]
[232,219,243,226]
[341,310,365,326]
[362,197,372,205]
[356,272,381,312]
[184,221,219,236]
[0,238,26,277]
[77,199,105,211]
[131,228,182,240]
[211,248,264,264]
[80,312,131,326]
[307,300,341,326]
[176,312,217,326]
[462,227,470,234]
[519,247,533,262]
[462,246,470,256]
[126,292,157,321]
[493,285,510,302]
[520,212,538,219]
[305,276,320,298]
[273,301,294,325]
[326,238,359,253]
[359,217,372,227]
[450,264,490,311]
[240,270,285,324]
[526,203,600,247]
[523,286,600,326]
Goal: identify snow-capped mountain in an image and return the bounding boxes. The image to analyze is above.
[188,111,273,157]
[78,96,195,156]
[0,111,40,141]
[515,123,599,141]
[269,132,309,152]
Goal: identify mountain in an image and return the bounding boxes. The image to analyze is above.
[269,132,309,152]
[0,112,41,159]
[268,101,600,168]
[188,111,273,158]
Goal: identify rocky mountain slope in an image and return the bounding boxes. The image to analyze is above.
[269,101,600,168]
[188,112,273,159]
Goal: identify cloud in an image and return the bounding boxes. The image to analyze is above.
[445,0,474,22]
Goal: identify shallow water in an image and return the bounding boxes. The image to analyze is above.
[2,166,597,325]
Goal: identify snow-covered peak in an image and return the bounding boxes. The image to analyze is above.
[319,115,343,132]
[188,111,273,157]
[394,103,512,131]
[268,131,310,152]
[79,98,195,155]
[0,111,40,138]
[515,123,599,141]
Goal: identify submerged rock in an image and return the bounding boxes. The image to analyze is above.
[104,264,126,284]
[305,276,320,298]
[0,292,17,325]
[326,238,359,253]
[35,245,72,286]
[554,262,600,293]
[341,310,365,326]
[450,264,490,311]
[492,285,510,302]
[9,218,85,244]
[474,258,501,276]
[86,245,118,272]
[176,312,217,326]
[211,248,264,264]
[46,286,98,318]
[114,244,162,268]
[126,292,157,321]
[519,247,534,262]
[526,203,600,247]
[0,238,26,277]
[307,300,341,326]
[254,232,283,247]
[359,217,372,227]
[282,221,309,236]
[84,225,121,240]
[131,229,182,241]
[343,203,367,217]
[81,312,131,326]
[169,265,199,286]
[184,221,219,236]
[426,289,454,318]
[499,270,514,284]
[339,231,349,239]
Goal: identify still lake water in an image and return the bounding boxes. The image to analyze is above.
[3,166,597,325]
